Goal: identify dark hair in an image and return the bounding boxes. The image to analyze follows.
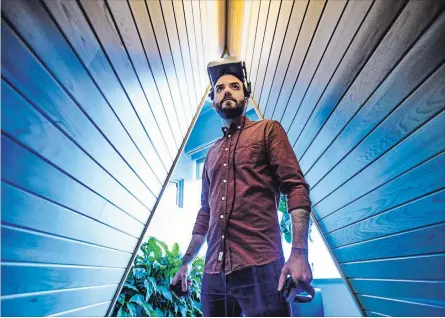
[208,70,251,101]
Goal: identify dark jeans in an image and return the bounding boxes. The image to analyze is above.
[201,258,291,317]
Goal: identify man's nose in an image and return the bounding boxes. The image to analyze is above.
[224,90,232,97]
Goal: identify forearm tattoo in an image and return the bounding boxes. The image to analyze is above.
[289,208,310,258]
[181,234,205,265]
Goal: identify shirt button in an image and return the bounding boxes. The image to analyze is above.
[221,235,225,239]
[222,197,225,200]
[224,163,227,167]
[223,180,227,183]
[237,126,241,129]
[225,148,228,151]
[228,135,231,138]
[220,215,224,219]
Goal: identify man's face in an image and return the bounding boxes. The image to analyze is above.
[212,74,247,119]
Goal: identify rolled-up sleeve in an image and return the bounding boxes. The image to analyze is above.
[266,121,311,212]
[192,160,211,235]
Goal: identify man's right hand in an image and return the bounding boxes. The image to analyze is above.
[172,264,191,292]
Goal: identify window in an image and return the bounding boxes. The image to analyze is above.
[169,179,184,208]
[196,158,205,180]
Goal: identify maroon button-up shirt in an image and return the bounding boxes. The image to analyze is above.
[192,115,311,275]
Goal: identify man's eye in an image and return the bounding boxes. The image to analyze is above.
[231,84,240,90]
[216,87,223,92]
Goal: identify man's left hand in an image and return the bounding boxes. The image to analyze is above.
[277,254,313,291]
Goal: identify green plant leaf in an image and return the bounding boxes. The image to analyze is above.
[126,302,137,317]
[129,294,144,305]
[133,268,147,280]
[172,243,179,258]
[140,301,154,317]
[118,294,125,305]
[178,304,188,317]
[157,285,173,302]
[117,306,128,317]
[144,279,153,301]
[157,239,169,254]
[124,282,139,292]
[284,231,292,244]
[155,308,164,317]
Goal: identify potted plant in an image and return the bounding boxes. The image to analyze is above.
[113,237,204,317]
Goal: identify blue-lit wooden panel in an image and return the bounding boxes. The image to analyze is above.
[232,1,445,316]
[342,254,445,281]
[1,182,137,253]
[55,302,110,317]
[1,0,224,315]
[1,284,116,317]
[1,1,164,198]
[1,225,130,268]
[1,263,124,296]
[326,189,445,248]
[358,295,445,317]
[1,80,153,223]
[295,0,444,162]
[43,0,177,171]
[1,134,144,238]
[350,279,445,307]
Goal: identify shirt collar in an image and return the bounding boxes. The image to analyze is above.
[221,115,252,137]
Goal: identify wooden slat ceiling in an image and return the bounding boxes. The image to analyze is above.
[1,0,224,316]
[228,0,445,316]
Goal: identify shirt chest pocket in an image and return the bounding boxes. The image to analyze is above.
[234,141,258,165]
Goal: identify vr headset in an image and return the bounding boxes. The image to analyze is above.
[207,57,252,100]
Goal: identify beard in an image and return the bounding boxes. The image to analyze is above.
[213,98,245,119]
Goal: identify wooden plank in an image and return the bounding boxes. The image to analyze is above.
[252,0,281,99]
[342,254,445,280]
[1,79,153,222]
[268,0,326,122]
[244,0,260,84]
[0,284,117,317]
[333,222,445,263]
[280,0,347,131]
[1,225,130,267]
[305,8,445,191]
[256,0,294,115]
[314,111,445,219]
[1,134,144,237]
[1,25,160,213]
[297,0,408,171]
[125,0,187,137]
[278,0,372,141]
[1,182,137,253]
[1,0,164,197]
[358,294,445,317]
[53,301,110,317]
[181,0,204,100]
[78,0,178,168]
[191,0,206,93]
[365,310,388,317]
[168,0,199,110]
[326,190,445,248]
[88,0,181,157]
[309,60,445,203]
[350,279,445,307]
[43,0,175,176]
[1,263,124,295]
[145,0,191,126]
[248,0,271,98]
[319,150,445,234]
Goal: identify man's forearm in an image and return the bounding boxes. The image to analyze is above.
[181,234,206,265]
[289,208,310,258]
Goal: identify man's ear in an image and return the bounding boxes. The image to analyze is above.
[244,97,249,105]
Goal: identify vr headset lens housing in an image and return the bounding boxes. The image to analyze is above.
[207,57,251,100]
